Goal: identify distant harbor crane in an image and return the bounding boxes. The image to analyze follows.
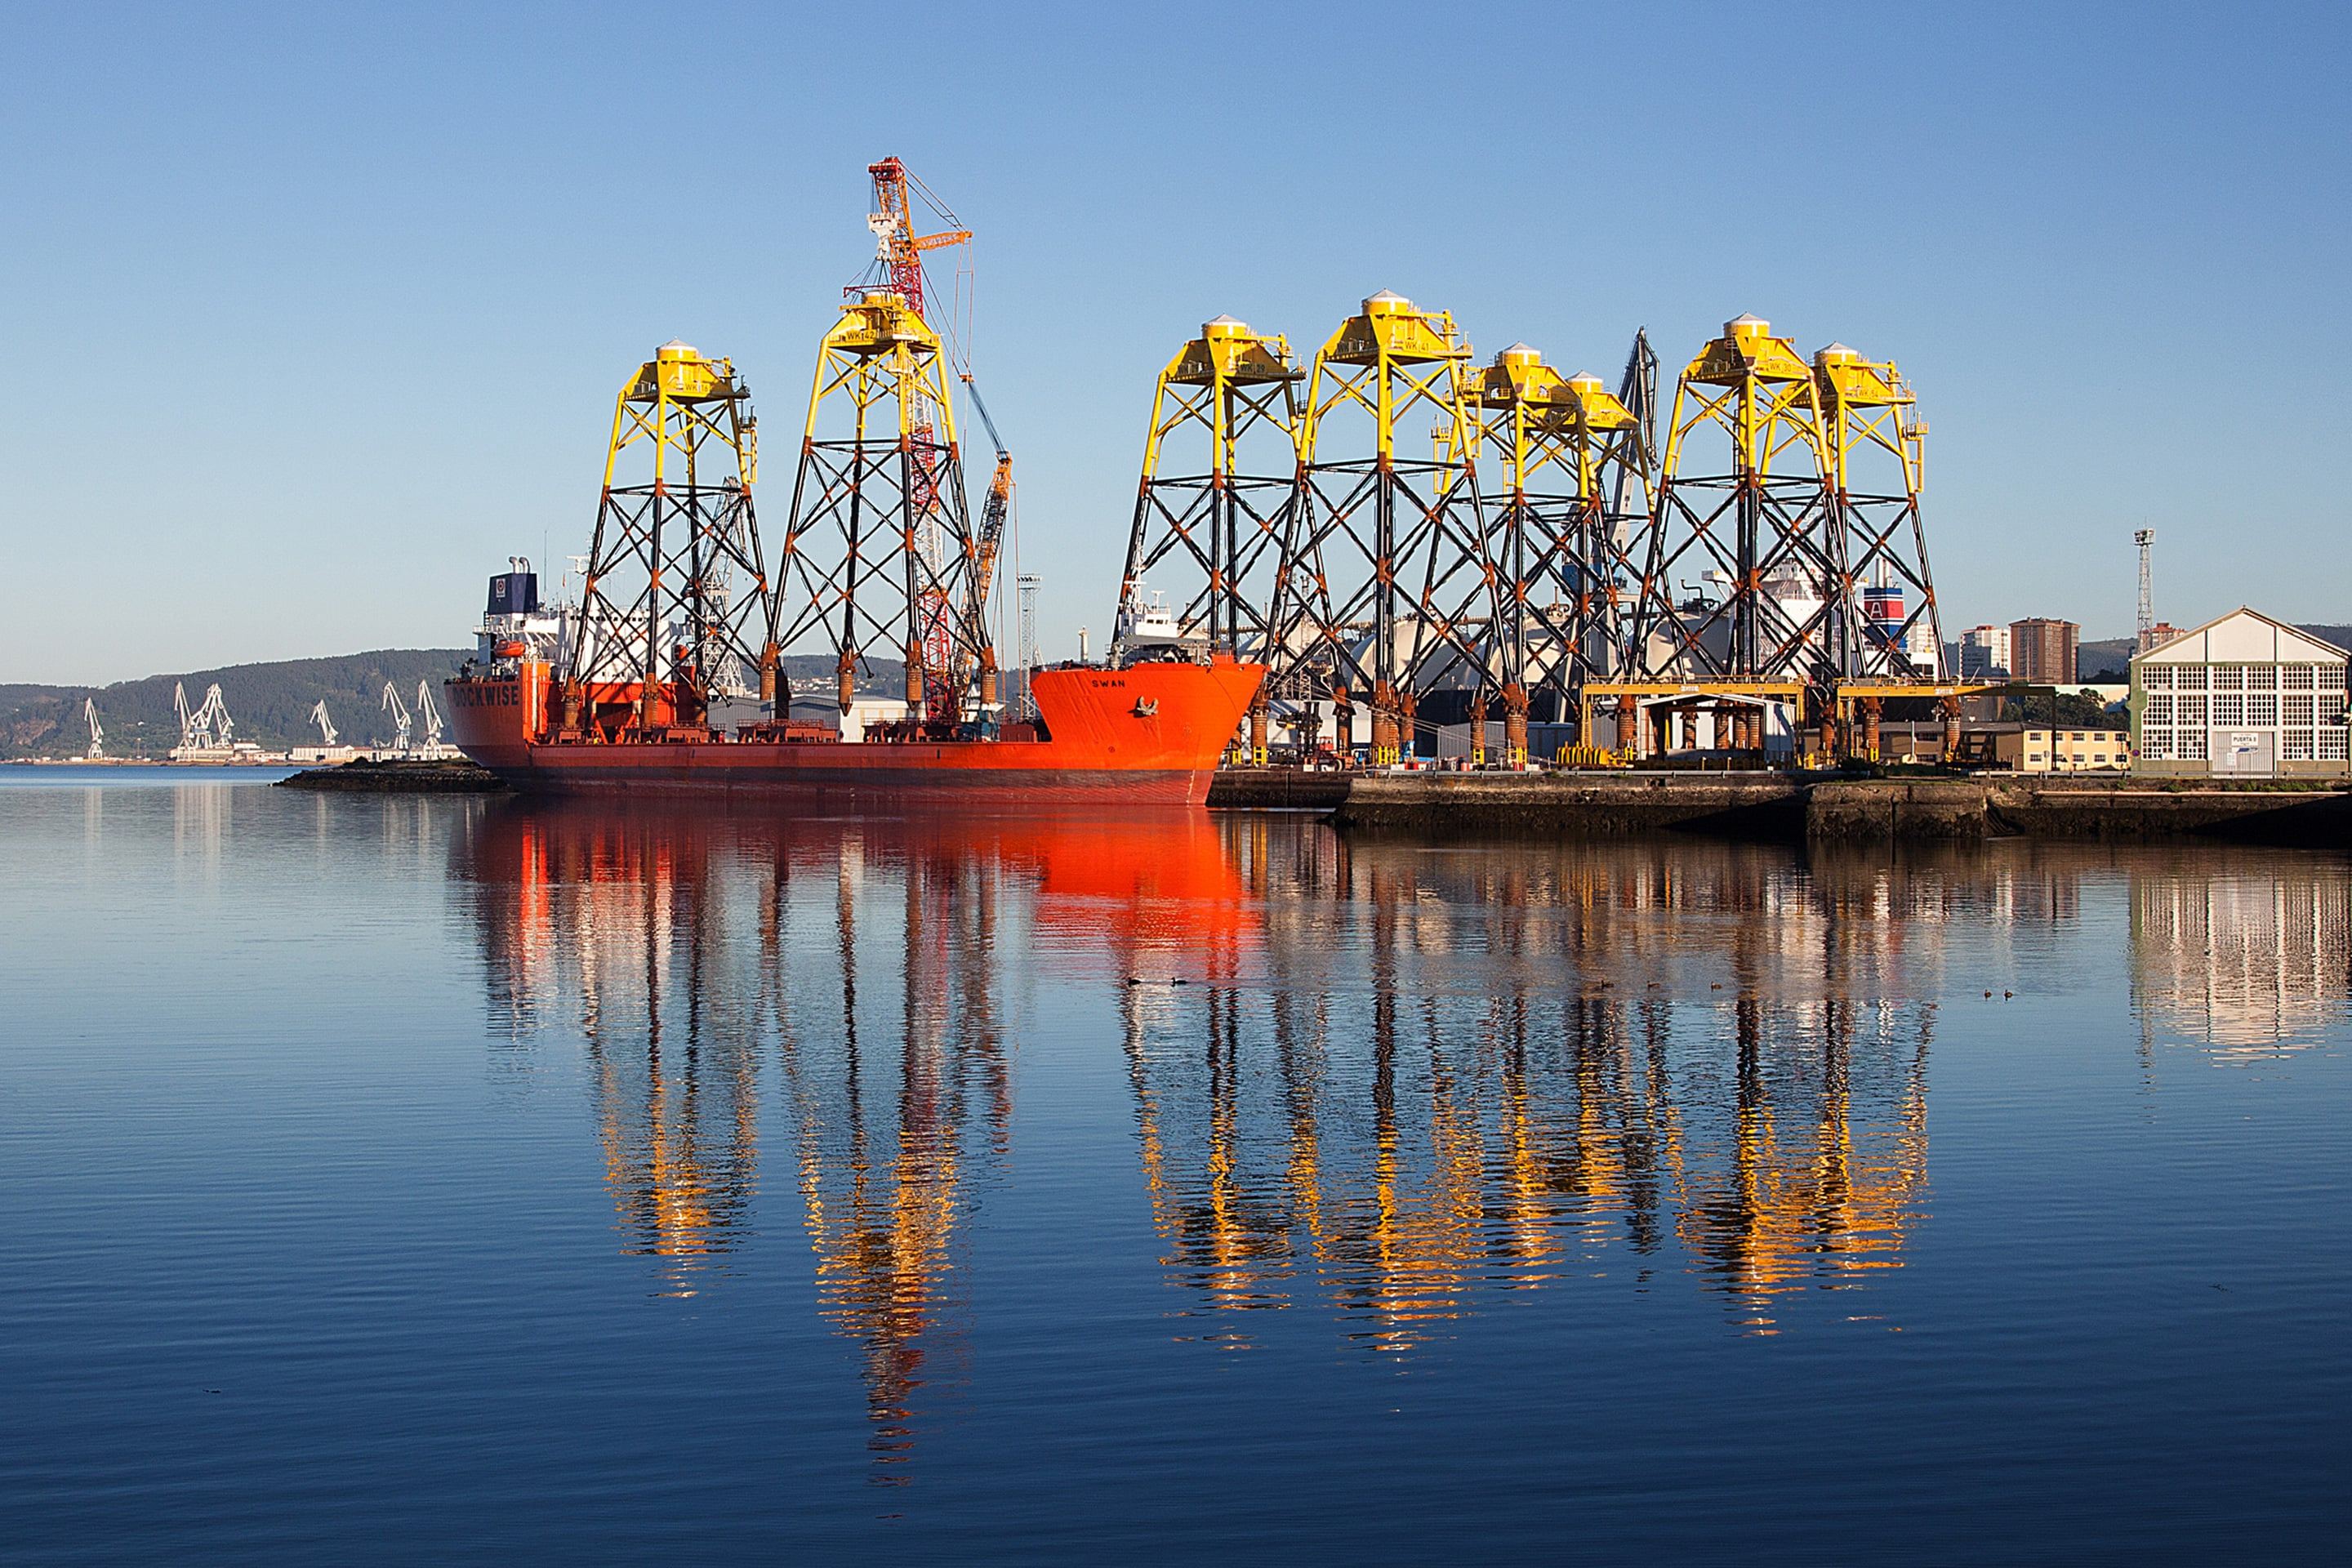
[170,683,238,760]
[310,700,339,746]
[383,682,412,752]
[82,697,103,759]
[414,680,445,756]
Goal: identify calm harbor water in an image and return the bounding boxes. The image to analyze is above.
[2,767,2346,1561]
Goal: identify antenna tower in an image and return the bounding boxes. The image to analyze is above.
[2136,528,2155,652]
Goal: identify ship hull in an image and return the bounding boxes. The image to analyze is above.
[445,659,1264,808]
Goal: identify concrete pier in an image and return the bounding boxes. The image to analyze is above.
[1303,770,2352,845]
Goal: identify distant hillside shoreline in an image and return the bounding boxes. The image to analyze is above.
[4,648,911,758]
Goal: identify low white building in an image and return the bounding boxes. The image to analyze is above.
[2131,608,2350,778]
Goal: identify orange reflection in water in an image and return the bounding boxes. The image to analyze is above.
[1120,835,1939,1344]
[454,800,1252,1477]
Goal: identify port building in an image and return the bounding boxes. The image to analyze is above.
[1958,625,2011,680]
[2131,608,2350,778]
[2008,618,2079,684]
[1877,721,2127,773]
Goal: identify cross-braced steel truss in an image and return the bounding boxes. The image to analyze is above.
[1461,340,1655,757]
[1624,315,1847,684]
[1116,317,1303,668]
[1268,293,1492,764]
[1818,345,1944,679]
[568,342,771,733]
[772,292,991,728]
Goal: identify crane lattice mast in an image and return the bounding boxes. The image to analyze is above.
[382,681,412,751]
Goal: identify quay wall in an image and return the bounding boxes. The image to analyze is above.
[1321,772,2352,846]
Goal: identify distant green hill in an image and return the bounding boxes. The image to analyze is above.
[4,650,474,757]
[4,648,912,757]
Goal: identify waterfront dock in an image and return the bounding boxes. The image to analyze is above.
[1318,771,2352,844]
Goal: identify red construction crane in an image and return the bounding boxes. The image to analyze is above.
[864,157,970,323]
[858,158,1019,728]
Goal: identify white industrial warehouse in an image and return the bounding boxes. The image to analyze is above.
[2132,609,2350,778]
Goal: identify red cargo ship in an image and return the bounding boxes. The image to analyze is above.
[444,159,1268,806]
[444,655,1263,807]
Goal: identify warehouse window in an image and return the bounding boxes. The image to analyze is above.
[2177,729,2207,760]
[2247,693,2278,725]
[2143,665,2173,690]
[2145,694,2173,724]
[2323,665,2347,692]
[2247,666,2278,691]
[2210,666,2245,692]
[2283,729,2316,761]
[2142,728,2172,760]
[2283,694,2315,726]
[2282,665,2316,690]
[2324,729,2350,762]
[2177,695,2206,725]
[2211,694,2244,725]
[2176,666,2207,691]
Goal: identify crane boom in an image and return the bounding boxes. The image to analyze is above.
[310,700,338,746]
[83,697,103,757]
[382,681,412,751]
[964,374,1014,594]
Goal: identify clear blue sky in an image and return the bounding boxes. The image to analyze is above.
[3,1,2346,684]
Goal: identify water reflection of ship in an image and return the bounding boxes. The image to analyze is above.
[461,810,769,1278]
[453,801,1241,1476]
[1122,835,1936,1342]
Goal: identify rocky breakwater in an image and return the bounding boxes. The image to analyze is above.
[276,759,508,794]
